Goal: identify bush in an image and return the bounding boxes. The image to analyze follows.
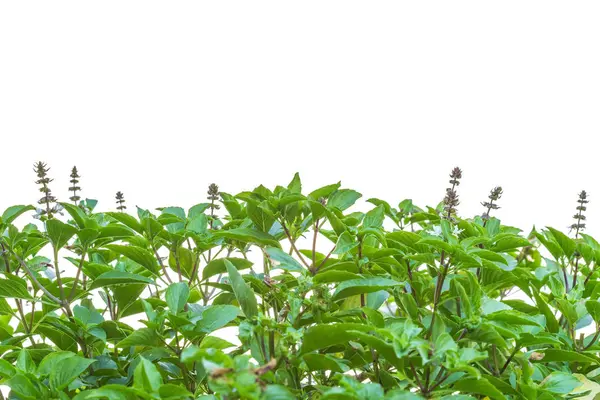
[0,163,598,399]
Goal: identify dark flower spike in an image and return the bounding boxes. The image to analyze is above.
[449,167,462,186]
[481,186,503,221]
[207,183,221,211]
[443,167,462,220]
[115,191,127,211]
[33,161,59,220]
[570,190,588,237]
[69,166,81,205]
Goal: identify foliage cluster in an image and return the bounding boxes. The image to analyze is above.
[1,163,600,399]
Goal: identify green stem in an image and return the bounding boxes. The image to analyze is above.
[53,247,66,301]
[1,242,11,273]
[281,221,311,268]
[68,247,88,301]
[583,328,600,350]
[499,346,519,374]
[10,249,62,304]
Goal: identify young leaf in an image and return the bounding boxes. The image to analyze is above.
[46,219,78,250]
[225,259,258,318]
[265,246,304,272]
[134,357,163,393]
[332,278,404,301]
[165,282,190,313]
[106,244,159,274]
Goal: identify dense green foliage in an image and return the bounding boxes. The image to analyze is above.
[1,163,600,399]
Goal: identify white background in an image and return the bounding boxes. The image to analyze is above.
[1,1,599,236]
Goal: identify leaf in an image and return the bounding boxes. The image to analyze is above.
[49,355,96,390]
[328,189,362,211]
[0,358,16,378]
[485,310,542,327]
[72,385,140,400]
[247,202,275,233]
[535,232,563,260]
[287,173,302,194]
[106,212,144,234]
[348,330,402,367]
[1,205,34,225]
[158,384,193,399]
[491,235,531,252]
[303,354,349,373]
[46,219,78,250]
[363,205,385,229]
[469,249,508,265]
[106,244,159,274]
[517,332,562,347]
[0,279,32,300]
[434,332,457,359]
[547,227,576,258]
[195,305,240,333]
[165,282,190,313]
[168,246,195,279]
[60,202,88,229]
[262,385,296,400]
[313,270,362,284]
[300,323,372,354]
[199,336,236,350]
[5,373,42,399]
[308,182,341,200]
[73,305,103,326]
[452,377,507,400]
[225,259,258,318]
[134,357,163,393]
[540,349,598,364]
[77,228,100,247]
[187,214,208,234]
[541,371,582,394]
[556,298,578,326]
[98,225,136,240]
[116,328,159,348]
[37,352,76,376]
[586,300,600,324]
[214,228,281,248]
[89,271,154,289]
[202,257,253,281]
[570,374,600,400]
[265,246,304,272]
[532,289,559,333]
[417,238,454,254]
[333,231,358,255]
[332,278,404,301]
[17,349,35,373]
[160,207,186,233]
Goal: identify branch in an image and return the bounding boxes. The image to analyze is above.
[281,221,311,268]
[68,247,87,301]
[10,250,63,305]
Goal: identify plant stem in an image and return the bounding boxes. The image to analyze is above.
[68,247,87,301]
[583,327,600,350]
[499,346,519,374]
[409,361,425,393]
[428,255,450,338]
[153,246,173,284]
[0,242,11,273]
[53,247,66,301]
[281,221,311,268]
[584,262,596,285]
[16,300,30,333]
[311,218,319,274]
[561,262,570,292]
[11,250,62,304]
[172,246,183,282]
